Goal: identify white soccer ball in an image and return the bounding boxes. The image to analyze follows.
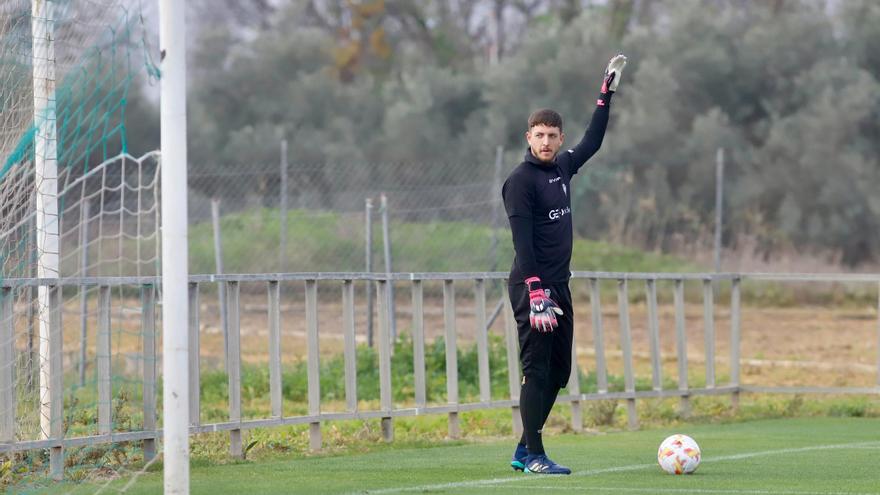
[657,434,701,475]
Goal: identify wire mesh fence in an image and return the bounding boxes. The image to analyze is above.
[187,145,517,276]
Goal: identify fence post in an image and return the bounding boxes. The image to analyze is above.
[646,279,662,392]
[568,315,582,432]
[444,280,460,439]
[26,277,35,393]
[590,279,608,394]
[617,279,638,430]
[0,287,14,443]
[714,147,724,273]
[279,139,289,272]
[26,217,36,391]
[97,286,112,435]
[305,280,322,451]
[475,279,490,403]
[377,280,394,442]
[365,198,374,347]
[212,197,223,273]
[674,279,690,417]
[189,282,201,426]
[730,278,741,410]
[48,285,63,480]
[142,285,157,462]
[78,201,90,387]
[211,198,228,360]
[268,281,283,419]
[703,279,716,389]
[342,280,358,413]
[503,291,523,436]
[380,193,396,341]
[877,280,880,389]
[489,145,503,271]
[225,281,242,458]
[411,280,427,409]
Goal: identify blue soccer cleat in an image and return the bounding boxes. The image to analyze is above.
[523,454,572,475]
[510,444,528,471]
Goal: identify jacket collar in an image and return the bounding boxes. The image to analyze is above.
[524,147,557,167]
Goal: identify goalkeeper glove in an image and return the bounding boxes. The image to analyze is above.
[525,276,564,333]
[601,53,627,94]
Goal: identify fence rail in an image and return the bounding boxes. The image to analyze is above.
[1,271,880,479]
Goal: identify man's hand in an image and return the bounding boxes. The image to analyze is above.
[525,277,564,332]
[601,54,627,93]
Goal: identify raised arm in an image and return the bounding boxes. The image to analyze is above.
[566,54,627,176]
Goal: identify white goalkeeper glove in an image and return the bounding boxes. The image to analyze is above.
[601,53,627,93]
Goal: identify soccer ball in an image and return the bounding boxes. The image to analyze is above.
[657,434,701,474]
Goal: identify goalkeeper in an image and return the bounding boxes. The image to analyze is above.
[502,54,626,475]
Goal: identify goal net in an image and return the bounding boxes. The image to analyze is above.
[0,0,162,490]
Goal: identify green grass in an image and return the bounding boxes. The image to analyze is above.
[188,208,697,274]
[42,417,880,494]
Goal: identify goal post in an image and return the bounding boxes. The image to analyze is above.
[1,0,189,490]
[159,0,191,492]
[31,0,60,448]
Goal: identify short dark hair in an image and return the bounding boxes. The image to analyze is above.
[528,108,563,131]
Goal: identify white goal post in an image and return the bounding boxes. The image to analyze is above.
[159,0,191,493]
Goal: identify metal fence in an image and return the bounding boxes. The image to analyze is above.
[2,271,880,480]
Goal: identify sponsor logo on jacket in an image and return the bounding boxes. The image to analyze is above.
[548,206,571,220]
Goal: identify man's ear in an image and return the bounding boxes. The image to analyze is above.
[525,130,531,141]
[559,132,565,145]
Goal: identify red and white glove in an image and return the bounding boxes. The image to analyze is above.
[525,276,564,332]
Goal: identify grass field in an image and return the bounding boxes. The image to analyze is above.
[188,208,697,274]
[44,417,880,494]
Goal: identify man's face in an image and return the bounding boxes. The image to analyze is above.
[526,124,564,163]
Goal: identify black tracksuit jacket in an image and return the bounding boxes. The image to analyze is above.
[502,91,613,285]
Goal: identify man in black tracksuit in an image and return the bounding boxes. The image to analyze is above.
[503,54,627,475]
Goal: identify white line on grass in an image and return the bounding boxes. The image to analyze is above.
[356,440,880,495]
[702,441,880,462]
[483,487,880,495]
[355,462,658,495]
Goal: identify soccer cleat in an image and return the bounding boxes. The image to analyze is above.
[510,444,529,471]
[523,454,572,475]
